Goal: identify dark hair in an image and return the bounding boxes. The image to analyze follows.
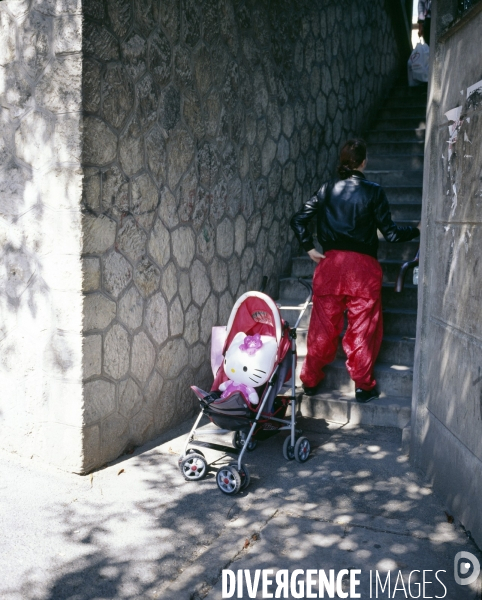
[338,138,367,179]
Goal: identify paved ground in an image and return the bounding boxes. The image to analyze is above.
[1,416,481,599]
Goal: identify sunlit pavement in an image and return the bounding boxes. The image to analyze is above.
[1,419,480,599]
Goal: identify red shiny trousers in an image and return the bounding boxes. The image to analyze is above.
[300,250,383,391]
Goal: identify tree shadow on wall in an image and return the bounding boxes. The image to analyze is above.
[0,0,84,431]
[417,83,482,535]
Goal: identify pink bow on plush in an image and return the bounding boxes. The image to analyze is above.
[239,333,263,355]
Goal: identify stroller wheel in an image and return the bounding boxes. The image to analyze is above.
[232,431,258,452]
[180,453,208,481]
[178,448,205,471]
[283,436,296,460]
[186,448,205,457]
[216,465,242,495]
[231,463,250,490]
[294,436,311,463]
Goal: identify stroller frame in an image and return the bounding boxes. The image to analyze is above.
[180,281,313,494]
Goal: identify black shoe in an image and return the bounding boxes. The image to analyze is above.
[303,385,318,397]
[355,387,380,403]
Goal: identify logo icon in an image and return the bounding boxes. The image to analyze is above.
[454,551,480,586]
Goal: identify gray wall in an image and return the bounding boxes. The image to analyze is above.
[0,0,84,470]
[412,0,482,548]
[1,0,405,472]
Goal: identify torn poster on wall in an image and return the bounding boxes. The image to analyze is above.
[443,79,482,163]
[444,106,463,162]
[467,79,482,98]
[451,183,457,216]
[441,79,482,220]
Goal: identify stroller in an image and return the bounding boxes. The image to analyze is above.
[178,283,312,495]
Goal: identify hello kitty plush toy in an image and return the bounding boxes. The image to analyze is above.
[218,332,278,406]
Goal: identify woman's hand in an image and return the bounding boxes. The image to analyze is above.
[308,249,326,263]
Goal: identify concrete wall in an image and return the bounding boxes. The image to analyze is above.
[1,0,405,473]
[412,0,482,548]
[0,0,84,470]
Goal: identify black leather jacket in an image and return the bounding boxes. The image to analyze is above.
[290,171,420,259]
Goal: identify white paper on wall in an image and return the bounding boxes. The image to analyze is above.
[444,106,462,123]
[451,183,457,216]
[444,106,464,162]
[467,79,482,98]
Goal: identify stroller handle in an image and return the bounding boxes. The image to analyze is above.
[293,278,313,330]
[297,277,313,303]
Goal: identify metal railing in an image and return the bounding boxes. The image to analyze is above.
[394,249,419,293]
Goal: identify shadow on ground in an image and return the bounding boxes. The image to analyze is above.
[1,420,480,599]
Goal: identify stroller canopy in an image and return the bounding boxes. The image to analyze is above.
[211,290,292,401]
[224,292,283,352]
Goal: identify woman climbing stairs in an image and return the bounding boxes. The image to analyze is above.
[277,81,426,431]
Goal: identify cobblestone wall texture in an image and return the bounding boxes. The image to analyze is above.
[1,0,402,472]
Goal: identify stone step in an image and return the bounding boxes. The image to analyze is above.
[377,106,426,119]
[380,284,418,309]
[368,154,424,171]
[366,128,425,142]
[278,277,312,301]
[284,312,417,350]
[334,333,416,365]
[297,390,411,429]
[307,223,420,245]
[390,218,419,231]
[297,358,414,398]
[282,313,416,364]
[383,186,422,203]
[280,292,417,335]
[389,85,427,100]
[279,271,417,300]
[378,239,420,261]
[290,258,313,278]
[279,296,417,337]
[368,141,425,155]
[288,325,416,366]
[290,257,418,285]
[373,334,416,365]
[287,305,416,338]
[388,202,422,220]
[373,117,426,130]
[295,199,421,219]
[286,324,415,367]
[279,281,417,321]
[383,307,417,336]
[364,169,423,186]
[380,259,416,284]
[382,97,427,108]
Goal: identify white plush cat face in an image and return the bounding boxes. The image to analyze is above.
[223,332,278,387]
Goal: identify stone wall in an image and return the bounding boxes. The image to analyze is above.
[412,0,482,548]
[1,0,405,472]
[0,0,84,470]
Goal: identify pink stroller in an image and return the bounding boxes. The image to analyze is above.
[178,285,312,495]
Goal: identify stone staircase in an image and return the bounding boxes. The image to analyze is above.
[278,81,426,431]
